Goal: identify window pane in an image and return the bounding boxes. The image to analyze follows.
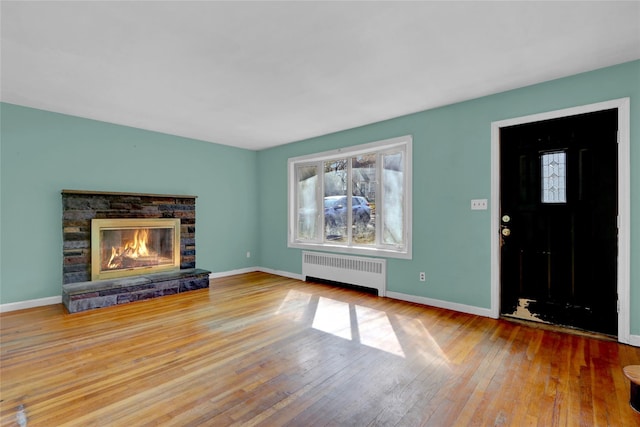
[541,151,567,203]
[352,154,376,245]
[324,160,348,242]
[296,165,318,240]
[382,152,404,245]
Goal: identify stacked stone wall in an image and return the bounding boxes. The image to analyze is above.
[62,190,196,284]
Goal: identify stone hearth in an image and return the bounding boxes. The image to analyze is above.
[63,268,210,313]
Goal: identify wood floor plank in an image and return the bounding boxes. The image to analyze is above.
[1,272,639,426]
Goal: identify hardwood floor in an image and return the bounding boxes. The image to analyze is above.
[1,272,639,426]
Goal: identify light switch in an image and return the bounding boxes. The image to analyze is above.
[471,199,488,210]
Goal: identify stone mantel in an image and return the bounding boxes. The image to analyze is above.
[62,189,198,199]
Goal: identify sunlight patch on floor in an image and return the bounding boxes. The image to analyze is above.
[276,289,452,362]
[393,314,451,367]
[312,297,353,340]
[355,305,405,357]
[275,289,312,322]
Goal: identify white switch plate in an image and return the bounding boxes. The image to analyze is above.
[471,199,488,210]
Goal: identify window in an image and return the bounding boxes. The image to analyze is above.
[541,151,567,203]
[288,135,412,259]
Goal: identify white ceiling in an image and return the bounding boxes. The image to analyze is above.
[1,1,639,150]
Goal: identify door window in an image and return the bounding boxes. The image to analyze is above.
[541,151,567,203]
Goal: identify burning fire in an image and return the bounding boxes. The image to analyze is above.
[107,229,155,269]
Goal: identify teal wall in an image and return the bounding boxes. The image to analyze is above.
[0,104,258,303]
[1,61,638,336]
[257,60,640,334]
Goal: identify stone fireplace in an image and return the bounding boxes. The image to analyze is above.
[61,190,210,313]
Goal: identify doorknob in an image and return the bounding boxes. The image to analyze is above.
[501,214,511,239]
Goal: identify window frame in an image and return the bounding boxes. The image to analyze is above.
[288,135,412,259]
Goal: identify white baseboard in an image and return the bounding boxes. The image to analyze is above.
[386,291,495,319]
[209,267,258,279]
[629,334,640,347]
[0,268,265,312]
[0,296,62,313]
[256,267,304,281]
[209,266,303,282]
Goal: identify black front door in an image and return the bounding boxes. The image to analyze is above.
[500,109,618,336]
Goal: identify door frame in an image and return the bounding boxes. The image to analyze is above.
[490,98,631,343]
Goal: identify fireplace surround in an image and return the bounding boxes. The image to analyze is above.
[62,190,197,284]
[61,190,210,313]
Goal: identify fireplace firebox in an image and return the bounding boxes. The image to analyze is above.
[91,218,181,280]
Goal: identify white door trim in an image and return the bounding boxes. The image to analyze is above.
[490,98,631,344]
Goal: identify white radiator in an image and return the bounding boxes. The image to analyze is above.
[302,251,386,296]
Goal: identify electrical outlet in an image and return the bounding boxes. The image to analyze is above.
[246,251,251,258]
[419,272,426,282]
[471,199,488,210]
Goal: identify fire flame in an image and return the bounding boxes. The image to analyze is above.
[125,228,150,258]
[107,229,152,269]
